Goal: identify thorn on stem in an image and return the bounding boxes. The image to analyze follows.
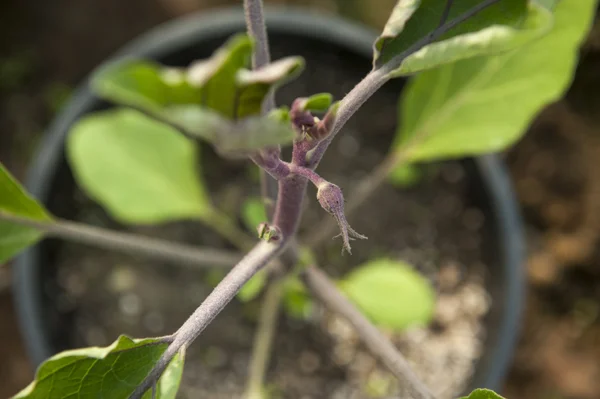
[316,182,367,254]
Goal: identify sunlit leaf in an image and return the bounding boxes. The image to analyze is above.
[339,259,435,330]
[0,163,51,264]
[460,388,505,399]
[67,108,212,224]
[394,0,595,162]
[298,93,333,112]
[13,335,184,399]
[374,0,553,76]
[235,56,305,117]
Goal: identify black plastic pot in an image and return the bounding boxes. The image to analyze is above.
[13,6,525,395]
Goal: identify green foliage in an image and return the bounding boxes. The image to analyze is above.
[460,388,505,399]
[282,277,313,319]
[238,269,268,302]
[339,259,435,330]
[387,163,422,188]
[91,34,301,153]
[13,335,184,399]
[374,0,552,76]
[67,108,212,224]
[393,0,596,163]
[242,197,268,232]
[298,93,334,112]
[0,163,51,264]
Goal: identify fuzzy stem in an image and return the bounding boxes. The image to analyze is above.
[245,0,278,211]
[302,266,434,399]
[0,212,240,269]
[131,240,285,398]
[244,279,285,399]
[307,0,502,170]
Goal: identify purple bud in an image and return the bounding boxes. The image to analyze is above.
[316,182,367,254]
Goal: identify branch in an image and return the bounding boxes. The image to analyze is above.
[302,266,434,399]
[307,0,503,170]
[0,212,240,269]
[244,279,285,399]
[244,0,278,212]
[131,240,286,398]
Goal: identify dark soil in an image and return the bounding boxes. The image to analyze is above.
[42,34,493,399]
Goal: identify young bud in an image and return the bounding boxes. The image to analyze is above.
[257,223,283,243]
[316,182,367,254]
[307,101,341,142]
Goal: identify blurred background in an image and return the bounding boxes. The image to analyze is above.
[1,0,600,398]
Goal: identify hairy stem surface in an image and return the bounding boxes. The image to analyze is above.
[131,240,285,398]
[302,266,434,399]
[0,212,240,269]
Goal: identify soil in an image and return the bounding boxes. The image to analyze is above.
[1,1,600,399]
[43,35,493,399]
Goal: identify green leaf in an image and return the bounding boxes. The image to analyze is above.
[460,388,506,399]
[0,163,51,264]
[235,57,305,117]
[13,335,184,399]
[298,93,334,112]
[67,108,212,224]
[241,197,268,232]
[387,164,422,188]
[394,0,596,162]
[238,269,268,302]
[282,277,313,319]
[339,259,435,331]
[374,0,553,76]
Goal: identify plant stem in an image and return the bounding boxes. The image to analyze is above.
[203,210,256,251]
[0,212,240,269]
[131,240,286,398]
[302,266,435,399]
[307,0,503,171]
[244,279,285,399]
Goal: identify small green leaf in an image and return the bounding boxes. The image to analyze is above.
[242,197,268,232]
[0,163,51,264]
[13,335,184,399]
[299,93,333,112]
[394,0,596,162]
[387,164,422,188]
[282,277,313,319]
[67,108,212,224]
[91,60,201,114]
[374,0,553,76]
[235,56,305,117]
[339,259,435,331]
[238,269,268,302]
[460,388,506,399]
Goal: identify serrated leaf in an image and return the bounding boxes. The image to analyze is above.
[0,163,51,264]
[394,0,595,162]
[242,197,268,232]
[235,56,305,117]
[67,108,212,224]
[460,388,506,399]
[340,259,435,331]
[298,93,333,112]
[374,0,553,76]
[13,335,184,399]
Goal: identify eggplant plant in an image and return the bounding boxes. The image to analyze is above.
[0,0,595,398]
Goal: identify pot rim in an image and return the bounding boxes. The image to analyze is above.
[13,5,525,394]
